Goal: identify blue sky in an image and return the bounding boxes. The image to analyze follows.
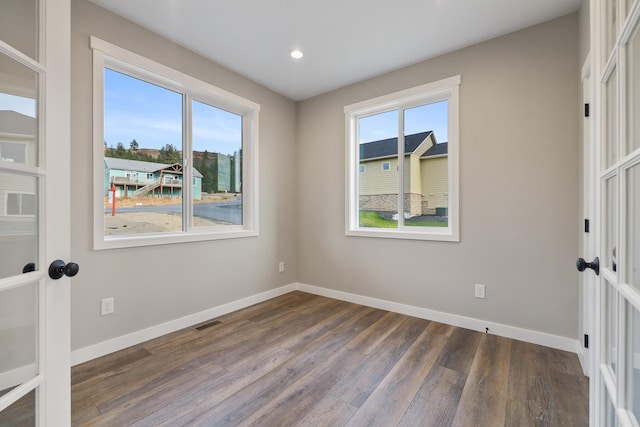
[0,93,36,117]
[358,100,448,144]
[104,68,241,155]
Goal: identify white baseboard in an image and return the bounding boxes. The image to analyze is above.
[0,364,36,391]
[70,284,296,366]
[71,281,580,366]
[295,283,579,353]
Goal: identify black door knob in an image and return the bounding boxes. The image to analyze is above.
[48,260,79,280]
[22,262,36,274]
[577,257,599,276]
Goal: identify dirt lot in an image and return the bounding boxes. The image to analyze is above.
[104,193,237,235]
[104,193,239,209]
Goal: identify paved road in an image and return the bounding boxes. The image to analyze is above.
[106,200,242,224]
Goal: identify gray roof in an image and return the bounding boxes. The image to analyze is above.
[0,110,37,136]
[105,157,203,178]
[422,142,448,157]
[360,131,432,160]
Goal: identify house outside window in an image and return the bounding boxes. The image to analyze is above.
[6,192,36,216]
[92,37,259,249]
[345,76,460,241]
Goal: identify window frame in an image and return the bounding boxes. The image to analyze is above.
[91,37,260,250]
[344,76,460,242]
[5,192,36,216]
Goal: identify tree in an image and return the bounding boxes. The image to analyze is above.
[115,142,126,157]
[130,139,139,151]
[158,144,181,164]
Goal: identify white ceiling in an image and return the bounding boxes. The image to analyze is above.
[89,0,582,101]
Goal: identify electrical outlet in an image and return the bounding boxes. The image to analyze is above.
[101,297,114,315]
[474,284,486,299]
[278,261,285,273]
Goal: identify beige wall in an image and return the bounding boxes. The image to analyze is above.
[297,13,580,338]
[420,156,448,209]
[359,158,398,196]
[70,0,298,350]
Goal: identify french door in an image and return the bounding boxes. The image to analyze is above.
[0,0,71,425]
[591,0,640,425]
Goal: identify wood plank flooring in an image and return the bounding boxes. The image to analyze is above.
[70,291,588,426]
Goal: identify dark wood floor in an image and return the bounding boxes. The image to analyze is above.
[71,291,589,426]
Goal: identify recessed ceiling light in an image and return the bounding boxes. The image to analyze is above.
[290,49,303,59]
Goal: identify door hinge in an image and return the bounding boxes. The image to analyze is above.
[584,219,590,233]
[584,103,590,117]
[584,334,589,349]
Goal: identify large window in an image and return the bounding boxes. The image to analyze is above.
[92,37,259,249]
[345,76,460,241]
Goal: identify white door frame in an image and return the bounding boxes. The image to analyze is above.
[580,54,596,381]
[42,0,71,424]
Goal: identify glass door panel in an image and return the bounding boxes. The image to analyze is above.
[605,175,619,273]
[628,21,640,155]
[606,280,620,376]
[605,388,617,426]
[0,282,38,394]
[0,53,39,167]
[628,302,640,424]
[605,70,619,169]
[605,0,618,61]
[0,0,38,60]
[0,390,35,426]
[0,172,38,280]
[628,163,640,291]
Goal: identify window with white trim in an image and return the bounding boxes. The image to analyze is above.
[345,76,460,241]
[92,37,259,249]
[6,192,36,216]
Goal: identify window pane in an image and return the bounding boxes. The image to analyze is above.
[605,388,616,427]
[628,163,640,292]
[628,21,640,155]
[403,101,449,229]
[605,175,618,273]
[629,302,640,424]
[103,68,183,236]
[0,172,37,279]
[605,69,618,168]
[358,110,398,228]
[0,0,38,60]
[192,100,243,227]
[0,283,38,394]
[605,0,617,60]
[0,389,36,426]
[0,53,38,167]
[606,280,619,377]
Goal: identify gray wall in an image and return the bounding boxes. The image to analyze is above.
[70,0,298,350]
[296,13,580,338]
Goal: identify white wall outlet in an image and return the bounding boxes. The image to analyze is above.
[278,261,285,273]
[101,297,115,315]
[474,284,486,299]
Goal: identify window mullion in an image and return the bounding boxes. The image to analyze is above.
[397,109,405,228]
[183,93,192,231]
